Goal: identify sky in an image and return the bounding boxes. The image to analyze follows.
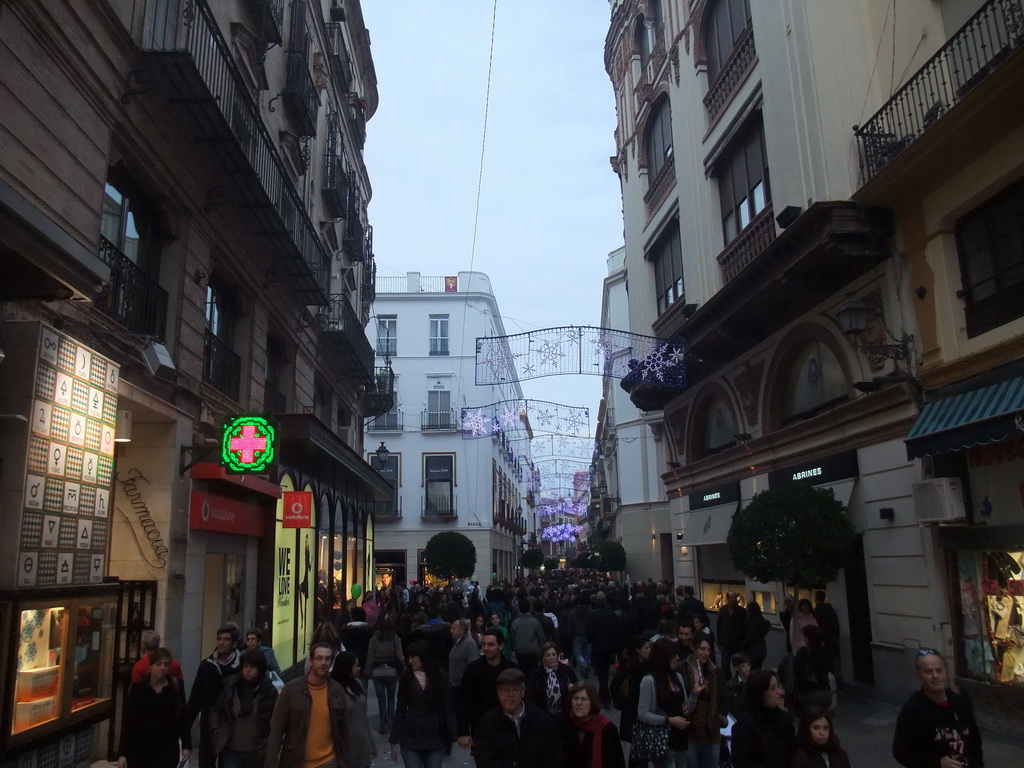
[361,0,624,432]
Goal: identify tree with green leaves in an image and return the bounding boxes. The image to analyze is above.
[727,485,855,591]
[543,557,561,571]
[423,531,477,581]
[521,548,544,570]
[594,540,627,572]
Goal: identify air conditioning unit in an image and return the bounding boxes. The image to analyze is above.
[912,478,966,523]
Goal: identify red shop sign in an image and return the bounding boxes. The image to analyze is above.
[282,490,313,529]
[189,489,267,537]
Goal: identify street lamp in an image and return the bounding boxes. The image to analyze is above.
[374,441,390,466]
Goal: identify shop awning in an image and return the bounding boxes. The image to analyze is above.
[905,375,1024,459]
[680,503,738,546]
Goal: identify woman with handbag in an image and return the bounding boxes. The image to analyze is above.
[366,617,404,733]
[680,636,727,768]
[388,640,456,768]
[636,637,693,768]
[332,651,378,768]
[561,681,626,768]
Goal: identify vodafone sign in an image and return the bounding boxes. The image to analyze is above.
[189,489,266,537]
[282,491,313,528]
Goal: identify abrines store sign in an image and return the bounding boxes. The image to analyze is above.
[768,450,859,488]
[688,482,740,511]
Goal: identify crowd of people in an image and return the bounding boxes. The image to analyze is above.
[117,571,985,768]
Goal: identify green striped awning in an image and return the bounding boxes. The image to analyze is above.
[905,376,1024,459]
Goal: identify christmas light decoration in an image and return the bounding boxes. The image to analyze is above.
[541,523,583,542]
[460,399,590,439]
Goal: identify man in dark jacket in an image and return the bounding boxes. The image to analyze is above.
[410,609,453,671]
[813,590,842,683]
[339,606,374,670]
[457,628,516,751]
[472,668,564,768]
[586,591,623,707]
[892,650,983,768]
[188,624,242,768]
[717,591,747,680]
[676,585,706,626]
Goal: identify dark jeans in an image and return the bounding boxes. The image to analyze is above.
[373,674,398,725]
[220,749,261,768]
[198,711,216,768]
[400,748,444,768]
[591,649,614,705]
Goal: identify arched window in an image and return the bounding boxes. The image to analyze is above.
[782,340,847,421]
[645,97,673,180]
[700,396,737,456]
[704,0,751,83]
[634,16,651,70]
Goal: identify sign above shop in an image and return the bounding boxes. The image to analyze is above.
[688,482,740,511]
[221,416,276,473]
[768,450,859,488]
[282,490,313,528]
[189,489,267,537]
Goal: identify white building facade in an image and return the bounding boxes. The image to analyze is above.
[365,272,535,588]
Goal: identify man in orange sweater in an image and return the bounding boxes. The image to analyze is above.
[265,641,347,768]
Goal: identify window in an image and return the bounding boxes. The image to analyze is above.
[649,221,684,315]
[634,16,652,70]
[377,315,397,356]
[203,274,241,399]
[701,396,737,456]
[705,0,752,84]
[101,180,153,269]
[717,119,770,243]
[424,454,455,517]
[782,340,847,421]
[265,335,289,413]
[645,97,674,181]
[424,390,452,429]
[429,315,449,356]
[956,177,1024,337]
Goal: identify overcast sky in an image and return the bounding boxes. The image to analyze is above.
[361,1,623,433]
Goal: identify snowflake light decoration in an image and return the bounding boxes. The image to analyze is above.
[460,409,491,437]
[460,400,590,439]
[541,523,583,542]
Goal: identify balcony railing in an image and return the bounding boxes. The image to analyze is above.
[855,0,1024,181]
[716,203,776,282]
[133,0,329,304]
[421,409,457,431]
[325,22,354,90]
[422,496,457,520]
[246,0,283,46]
[703,24,757,124]
[361,257,376,306]
[363,366,395,418]
[367,410,403,432]
[317,294,375,382]
[203,329,241,400]
[372,498,402,522]
[429,339,450,356]
[376,338,397,357]
[376,275,458,293]
[282,50,319,136]
[323,128,347,218]
[95,237,168,338]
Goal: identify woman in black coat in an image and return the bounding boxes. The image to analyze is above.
[526,641,578,718]
[790,706,851,768]
[560,681,626,768]
[117,648,191,768]
[388,640,456,768]
[742,601,772,670]
[731,669,796,768]
[609,634,651,749]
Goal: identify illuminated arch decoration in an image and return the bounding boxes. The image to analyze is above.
[537,499,589,519]
[221,415,276,473]
[541,522,583,542]
[475,326,686,387]
[460,399,590,438]
[509,434,596,460]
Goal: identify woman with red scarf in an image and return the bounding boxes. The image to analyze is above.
[560,681,626,768]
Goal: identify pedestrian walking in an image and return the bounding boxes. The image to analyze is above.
[472,667,564,768]
[794,625,834,715]
[637,637,693,768]
[812,591,841,685]
[610,634,651,768]
[188,624,242,768]
[730,670,795,768]
[131,630,185,684]
[449,618,481,690]
[244,627,282,677]
[560,680,626,768]
[716,592,746,681]
[742,602,771,671]
[892,649,983,768]
[388,640,456,768]
[331,651,378,768]
[588,591,625,708]
[489,612,514,661]
[526,641,578,718]
[456,627,516,751]
[365,616,404,733]
[789,600,818,654]
[265,640,347,768]
[118,648,191,768]
[209,648,278,768]
[679,637,726,768]
[791,706,851,768]
[511,598,547,672]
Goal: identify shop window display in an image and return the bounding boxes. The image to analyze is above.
[71,600,116,711]
[957,550,1024,687]
[702,581,745,611]
[13,607,66,735]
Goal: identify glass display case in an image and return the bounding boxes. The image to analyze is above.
[3,592,117,747]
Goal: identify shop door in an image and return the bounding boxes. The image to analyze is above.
[844,534,874,685]
[202,554,246,642]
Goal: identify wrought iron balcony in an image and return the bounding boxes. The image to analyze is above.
[366,410,403,432]
[361,257,376,305]
[323,128,348,218]
[349,95,366,149]
[203,329,241,400]
[282,50,319,137]
[855,0,1024,182]
[363,366,395,418]
[132,0,329,304]
[428,339,450,356]
[246,0,283,46]
[422,496,457,521]
[373,498,402,522]
[317,294,375,382]
[325,22,354,90]
[95,237,168,338]
[421,409,457,431]
[376,337,397,357]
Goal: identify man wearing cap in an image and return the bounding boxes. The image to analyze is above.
[892,650,983,768]
[472,667,563,768]
[457,628,515,751]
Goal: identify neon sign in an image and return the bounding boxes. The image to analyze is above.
[221,416,276,473]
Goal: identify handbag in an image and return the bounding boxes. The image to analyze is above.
[631,719,669,761]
